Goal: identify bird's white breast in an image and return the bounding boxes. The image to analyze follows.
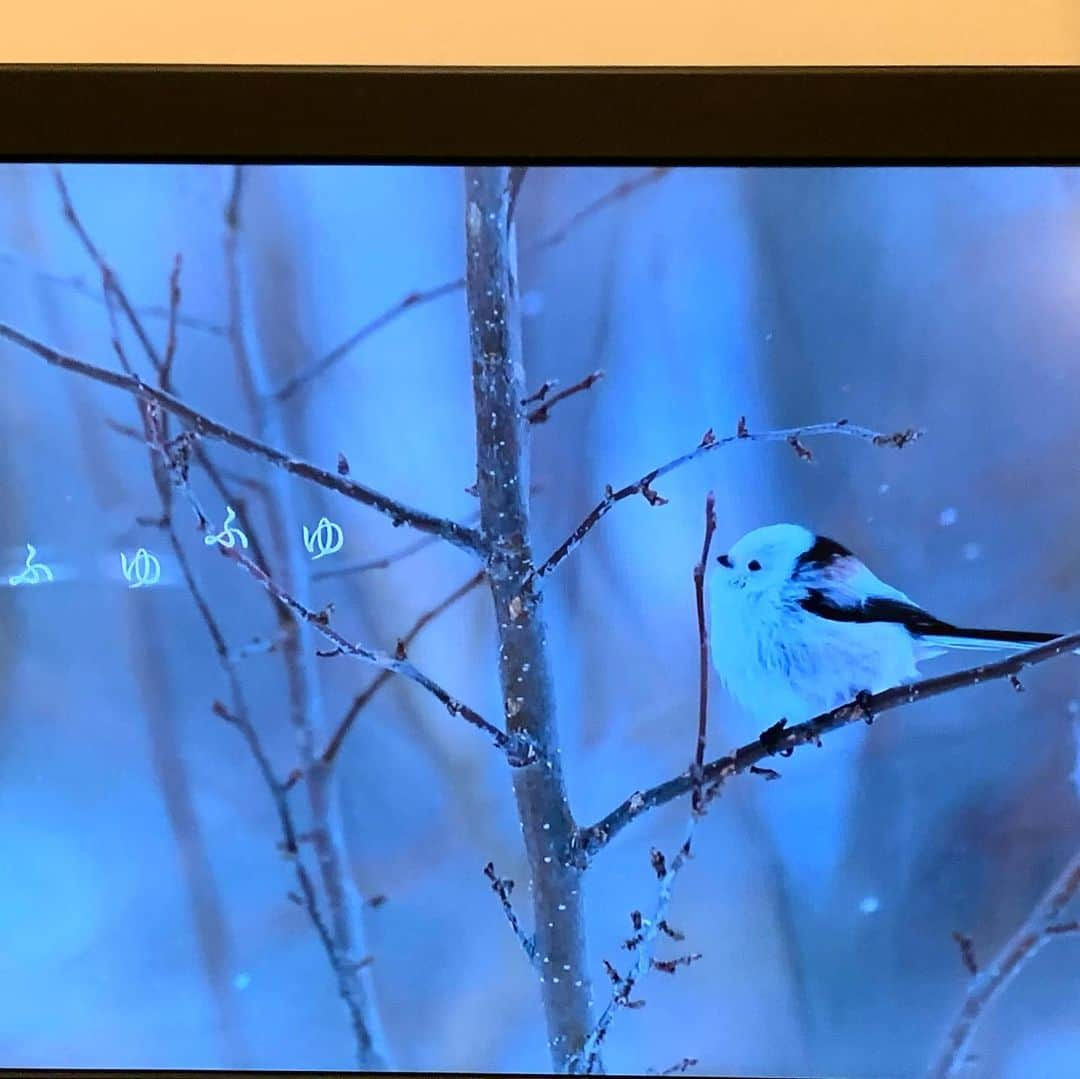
[709,585,921,729]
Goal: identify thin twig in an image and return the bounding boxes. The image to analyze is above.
[117,280,372,1045]
[574,490,719,1073]
[285,569,488,788]
[578,827,699,1075]
[312,532,443,580]
[107,301,244,1059]
[53,167,165,372]
[311,511,481,581]
[535,166,672,250]
[211,700,380,1055]
[272,167,672,402]
[952,931,979,977]
[691,491,717,813]
[98,253,344,1062]
[217,543,533,766]
[0,322,483,554]
[526,369,605,424]
[576,631,1080,860]
[0,247,227,336]
[528,419,921,586]
[271,277,465,402]
[929,847,1080,1078]
[652,1057,699,1076]
[162,253,182,390]
[483,861,539,967]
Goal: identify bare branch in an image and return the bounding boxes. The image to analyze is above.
[574,490,719,1073]
[535,166,672,250]
[311,510,480,581]
[221,167,387,1068]
[578,828,699,1073]
[577,631,1080,860]
[691,491,717,812]
[211,700,384,1058]
[523,378,559,406]
[216,542,532,765]
[87,181,397,1066]
[271,276,465,402]
[952,931,979,976]
[0,247,228,337]
[652,953,703,975]
[162,252,182,389]
[311,532,440,580]
[526,369,605,424]
[1045,920,1080,936]
[95,206,386,1063]
[53,167,165,372]
[285,569,487,787]
[929,847,1080,1078]
[272,167,672,402]
[95,237,374,1059]
[483,861,539,967]
[652,1057,699,1076]
[528,418,922,586]
[0,321,483,554]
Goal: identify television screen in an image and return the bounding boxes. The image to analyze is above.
[1,161,1077,1078]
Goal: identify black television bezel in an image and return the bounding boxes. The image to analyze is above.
[0,65,1079,162]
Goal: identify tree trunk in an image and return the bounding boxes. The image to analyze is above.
[464,166,596,1073]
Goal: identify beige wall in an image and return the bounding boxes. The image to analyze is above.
[4,0,1080,65]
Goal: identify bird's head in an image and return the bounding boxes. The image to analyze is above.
[715,523,852,599]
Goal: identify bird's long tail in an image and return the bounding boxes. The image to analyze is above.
[919,627,1077,654]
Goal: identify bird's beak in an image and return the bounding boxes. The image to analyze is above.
[717,553,733,568]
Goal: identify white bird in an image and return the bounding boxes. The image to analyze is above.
[707,522,1072,927]
[709,522,1066,729]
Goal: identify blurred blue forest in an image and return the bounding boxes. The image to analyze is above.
[0,164,1077,1076]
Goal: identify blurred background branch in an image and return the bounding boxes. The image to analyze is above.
[220,167,389,1068]
[930,846,1080,1079]
[272,166,671,404]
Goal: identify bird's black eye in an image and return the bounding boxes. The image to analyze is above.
[748,559,762,572]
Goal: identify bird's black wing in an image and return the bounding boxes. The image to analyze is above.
[800,590,955,633]
[800,589,1059,646]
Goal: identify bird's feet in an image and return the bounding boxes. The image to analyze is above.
[758,717,793,756]
[855,689,876,725]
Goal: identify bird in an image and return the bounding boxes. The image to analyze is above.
[706,522,1073,930]
[709,522,1068,729]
